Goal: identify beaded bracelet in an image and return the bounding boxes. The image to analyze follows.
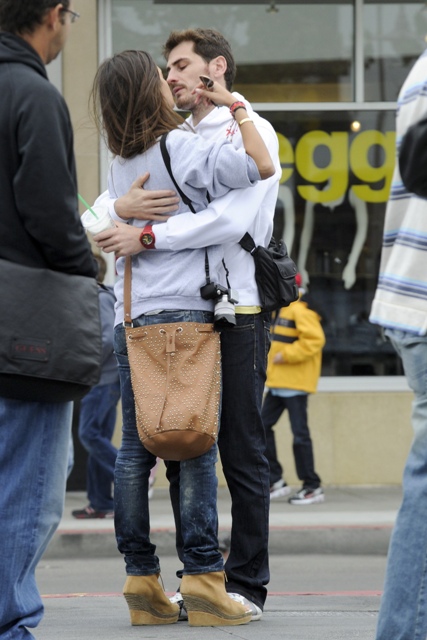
[229,100,246,117]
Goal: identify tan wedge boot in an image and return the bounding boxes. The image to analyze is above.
[123,574,180,625]
[180,571,252,626]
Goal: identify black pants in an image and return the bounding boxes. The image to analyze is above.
[167,312,271,609]
[262,391,321,489]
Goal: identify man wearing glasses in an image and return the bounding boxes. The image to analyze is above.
[0,2,96,639]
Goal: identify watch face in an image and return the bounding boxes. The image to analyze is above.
[141,232,154,247]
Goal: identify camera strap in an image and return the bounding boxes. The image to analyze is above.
[160,132,212,285]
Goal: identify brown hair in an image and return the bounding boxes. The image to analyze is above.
[163,28,236,91]
[94,253,107,283]
[91,50,183,159]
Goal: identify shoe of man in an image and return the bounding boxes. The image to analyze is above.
[169,592,188,621]
[270,478,292,500]
[169,591,262,622]
[288,487,325,505]
[228,593,262,621]
[71,506,114,519]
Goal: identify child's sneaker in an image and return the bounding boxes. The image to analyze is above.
[288,487,325,505]
[71,505,114,519]
[270,479,292,500]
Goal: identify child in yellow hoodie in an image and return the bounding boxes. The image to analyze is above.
[262,273,326,505]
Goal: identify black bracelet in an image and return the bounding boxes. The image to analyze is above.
[232,105,247,117]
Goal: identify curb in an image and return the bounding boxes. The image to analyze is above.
[43,524,392,559]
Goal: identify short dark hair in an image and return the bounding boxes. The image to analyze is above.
[0,0,69,35]
[163,28,236,91]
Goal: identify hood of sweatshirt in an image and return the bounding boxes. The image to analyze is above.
[0,31,47,77]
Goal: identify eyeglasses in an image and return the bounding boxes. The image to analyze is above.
[61,8,80,23]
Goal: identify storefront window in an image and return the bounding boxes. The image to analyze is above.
[112,0,354,102]
[264,108,402,375]
[364,2,427,101]
[108,0,413,376]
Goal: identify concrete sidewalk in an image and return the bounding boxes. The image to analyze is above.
[44,486,402,559]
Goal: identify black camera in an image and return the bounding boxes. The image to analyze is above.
[200,282,239,327]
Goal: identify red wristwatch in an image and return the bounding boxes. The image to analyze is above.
[139,224,156,249]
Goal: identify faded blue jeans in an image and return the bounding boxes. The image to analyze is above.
[78,381,121,511]
[376,328,427,640]
[0,398,72,639]
[113,310,224,576]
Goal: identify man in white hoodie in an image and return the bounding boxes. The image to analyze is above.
[94,28,281,619]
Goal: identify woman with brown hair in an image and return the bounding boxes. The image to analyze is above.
[91,49,273,627]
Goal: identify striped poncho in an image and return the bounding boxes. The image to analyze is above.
[370,49,427,335]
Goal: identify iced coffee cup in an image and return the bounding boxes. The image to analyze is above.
[81,204,115,235]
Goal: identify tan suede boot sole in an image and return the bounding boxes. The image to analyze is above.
[124,593,179,625]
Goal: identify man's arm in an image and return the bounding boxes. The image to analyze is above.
[94,170,279,257]
[154,123,280,251]
[97,173,179,222]
[399,116,427,198]
[95,118,280,256]
[15,84,96,276]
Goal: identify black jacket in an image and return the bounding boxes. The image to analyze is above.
[0,33,97,400]
[399,115,427,198]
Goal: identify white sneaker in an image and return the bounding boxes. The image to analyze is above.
[288,487,325,505]
[227,592,263,621]
[270,479,292,500]
[169,592,188,621]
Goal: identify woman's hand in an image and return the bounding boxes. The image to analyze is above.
[193,78,239,109]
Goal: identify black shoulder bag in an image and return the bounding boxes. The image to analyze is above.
[239,233,299,312]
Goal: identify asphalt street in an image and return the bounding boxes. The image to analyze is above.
[35,555,385,640]
[31,486,401,639]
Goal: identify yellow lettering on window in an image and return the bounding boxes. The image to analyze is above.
[295,131,348,203]
[277,132,294,184]
[350,131,395,203]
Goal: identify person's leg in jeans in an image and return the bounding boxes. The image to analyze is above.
[376,329,427,640]
[218,312,271,610]
[114,309,219,576]
[114,324,160,577]
[180,443,224,574]
[0,399,72,639]
[286,395,321,489]
[79,381,121,512]
[261,391,287,485]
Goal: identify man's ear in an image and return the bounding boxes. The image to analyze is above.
[45,3,64,29]
[209,55,227,82]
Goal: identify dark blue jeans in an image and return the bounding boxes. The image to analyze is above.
[78,381,121,511]
[113,310,224,576]
[168,312,272,608]
[262,391,321,489]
